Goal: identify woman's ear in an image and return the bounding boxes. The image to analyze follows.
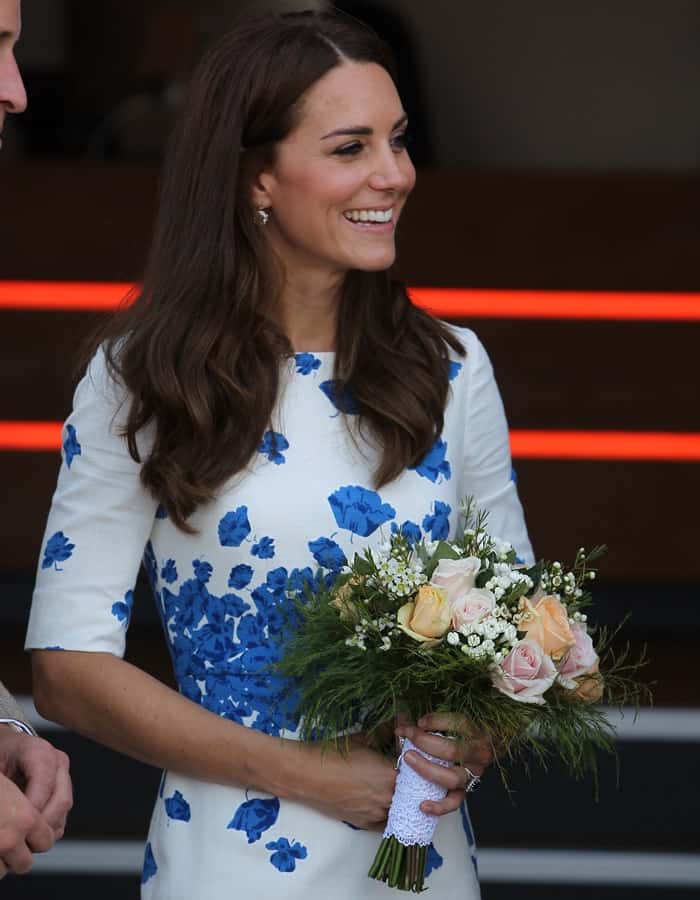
[250,168,275,211]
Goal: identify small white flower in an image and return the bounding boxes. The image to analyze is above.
[447,631,461,646]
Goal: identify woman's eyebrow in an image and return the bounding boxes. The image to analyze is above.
[320,113,408,140]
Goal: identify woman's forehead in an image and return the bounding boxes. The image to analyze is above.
[293,61,404,136]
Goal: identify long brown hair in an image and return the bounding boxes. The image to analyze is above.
[100,10,464,531]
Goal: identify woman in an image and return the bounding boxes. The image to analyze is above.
[26,10,532,898]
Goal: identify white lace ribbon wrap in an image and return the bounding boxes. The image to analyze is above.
[383,737,450,847]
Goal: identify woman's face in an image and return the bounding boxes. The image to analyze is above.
[254,61,415,280]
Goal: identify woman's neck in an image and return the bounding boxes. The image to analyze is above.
[274,267,344,353]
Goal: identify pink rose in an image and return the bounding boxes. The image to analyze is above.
[492,639,557,705]
[451,587,496,630]
[558,624,599,687]
[430,557,482,603]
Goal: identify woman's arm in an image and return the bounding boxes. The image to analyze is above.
[32,649,397,830]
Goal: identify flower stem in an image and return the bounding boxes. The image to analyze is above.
[389,841,405,888]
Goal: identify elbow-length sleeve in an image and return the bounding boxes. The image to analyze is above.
[25,347,158,657]
[456,329,534,565]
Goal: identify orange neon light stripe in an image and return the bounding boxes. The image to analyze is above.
[0,281,133,311]
[0,421,63,451]
[2,281,700,321]
[2,421,699,461]
[408,288,700,321]
[509,430,700,461]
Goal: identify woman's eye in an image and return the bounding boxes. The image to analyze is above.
[391,130,411,151]
[333,142,364,157]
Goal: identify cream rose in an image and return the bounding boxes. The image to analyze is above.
[397,584,451,642]
[450,587,496,630]
[430,557,482,602]
[492,639,558,705]
[519,595,576,660]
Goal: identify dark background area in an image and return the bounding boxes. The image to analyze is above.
[1,0,698,897]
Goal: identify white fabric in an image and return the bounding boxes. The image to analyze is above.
[26,325,532,899]
[384,737,450,846]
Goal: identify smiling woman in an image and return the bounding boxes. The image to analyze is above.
[25,9,532,900]
[251,62,415,287]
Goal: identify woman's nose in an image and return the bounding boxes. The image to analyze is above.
[0,54,28,115]
[368,146,415,193]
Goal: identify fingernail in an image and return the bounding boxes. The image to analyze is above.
[404,751,417,764]
[417,717,426,727]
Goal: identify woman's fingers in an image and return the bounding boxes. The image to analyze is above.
[397,723,493,769]
[416,713,489,744]
[420,788,464,817]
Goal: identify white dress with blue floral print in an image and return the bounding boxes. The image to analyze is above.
[27,326,533,899]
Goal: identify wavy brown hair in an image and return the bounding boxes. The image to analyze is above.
[99,10,464,531]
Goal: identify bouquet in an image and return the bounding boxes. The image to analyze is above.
[279,500,647,893]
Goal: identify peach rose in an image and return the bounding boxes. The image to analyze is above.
[492,639,558,705]
[451,587,496,630]
[573,660,604,703]
[397,584,451,642]
[519,595,576,660]
[330,579,359,622]
[430,557,482,602]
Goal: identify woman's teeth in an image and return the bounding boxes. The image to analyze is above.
[343,209,393,223]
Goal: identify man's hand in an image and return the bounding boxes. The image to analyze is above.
[0,772,54,877]
[0,728,72,841]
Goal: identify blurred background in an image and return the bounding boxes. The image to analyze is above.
[2,0,699,897]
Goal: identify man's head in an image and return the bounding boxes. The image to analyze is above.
[0,0,26,147]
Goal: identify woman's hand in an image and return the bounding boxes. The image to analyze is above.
[292,736,397,831]
[395,713,493,817]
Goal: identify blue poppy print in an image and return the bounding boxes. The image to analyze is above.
[228,796,280,843]
[192,559,213,583]
[460,801,479,876]
[328,485,396,538]
[63,424,81,468]
[460,799,475,846]
[41,531,75,571]
[308,536,347,572]
[258,431,289,466]
[265,837,308,872]
[411,438,451,483]
[424,842,444,876]
[391,520,422,546]
[218,507,251,547]
[165,790,191,822]
[228,564,254,589]
[295,353,322,375]
[319,380,359,415]
[510,467,518,484]
[111,590,134,627]
[448,360,463,381]
[43,645,64,650]
[141,842,158,884]
[161,559,177,584]
[155,503,168,519]
[252,536,275,559]
[422,501,452,540]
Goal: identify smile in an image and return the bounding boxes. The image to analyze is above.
[342,208,394,224]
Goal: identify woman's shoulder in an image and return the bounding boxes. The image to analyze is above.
[437,322,493,384]
[440,322,487,359]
